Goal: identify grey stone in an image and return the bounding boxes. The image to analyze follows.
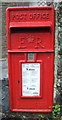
[2,84,9,112]
[0,59,8,80]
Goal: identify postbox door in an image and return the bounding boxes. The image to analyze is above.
[9,52,54,112]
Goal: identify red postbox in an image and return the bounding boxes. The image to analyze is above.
[6,6,55,112]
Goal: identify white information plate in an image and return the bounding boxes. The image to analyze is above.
[22,63,40,96]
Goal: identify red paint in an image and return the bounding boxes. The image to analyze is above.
[6,6,55,112]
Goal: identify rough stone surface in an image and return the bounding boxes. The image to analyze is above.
[58,2,62,117]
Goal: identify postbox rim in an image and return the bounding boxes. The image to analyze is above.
[6,6,54,12]
[6,6,55,113]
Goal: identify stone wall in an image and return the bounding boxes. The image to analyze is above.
[58,2,62,117]
[0,1,62,119]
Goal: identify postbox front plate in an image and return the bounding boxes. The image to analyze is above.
[6,6,54,112]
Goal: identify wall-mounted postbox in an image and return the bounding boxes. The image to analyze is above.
[6,6,55,112]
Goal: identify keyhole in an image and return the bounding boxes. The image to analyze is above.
[18,80,20,84]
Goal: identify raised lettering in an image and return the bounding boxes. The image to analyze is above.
[29,14,33,19]
[46,14,49,19]
[11,12,50,22]
[35,38,42,48]
[28,36,34,43]
[42,13,46,19]
[18,37,26,49]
